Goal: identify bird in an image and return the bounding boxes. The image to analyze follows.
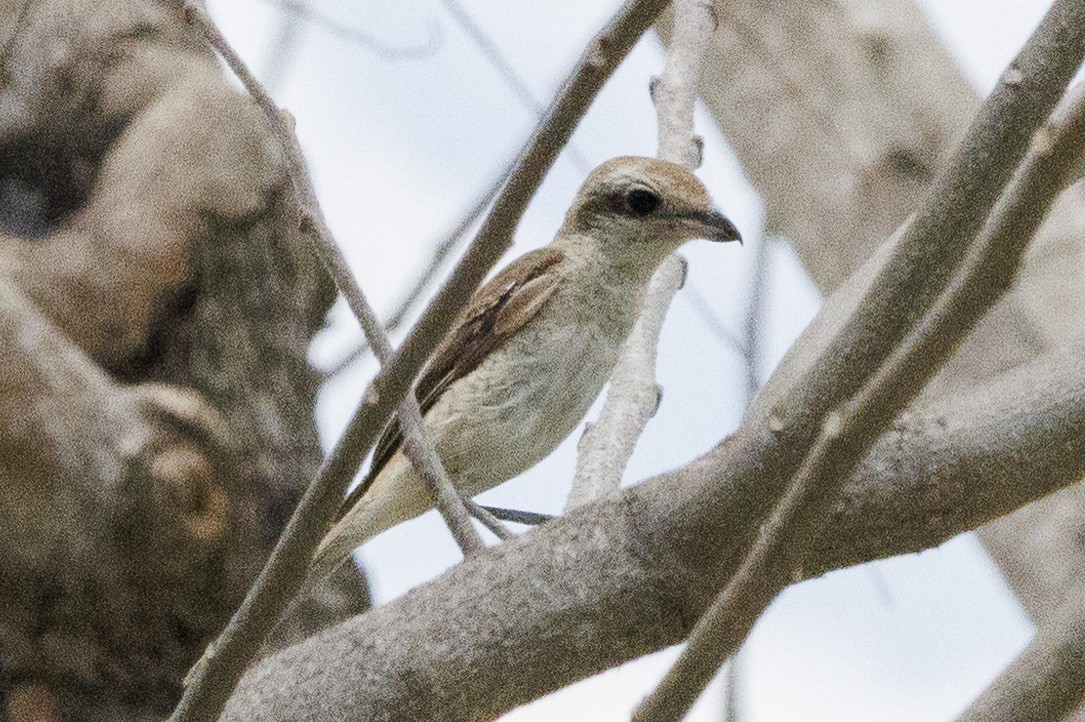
[308,155,740,582]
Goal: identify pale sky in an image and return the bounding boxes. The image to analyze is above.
[208,1,1052,719]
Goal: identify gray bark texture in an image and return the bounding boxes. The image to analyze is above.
[213,0,1085,718]
[0,2,367,720]
[4,0,1085,720]
[217,349,1085,721]
[686,0,1085,635]
[687,1,1085,717]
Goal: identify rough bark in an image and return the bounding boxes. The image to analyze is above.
[212,1,1085,710]
[957,580,1085,722]
[0,2,366,719]
[683,0,1085,634]
[218,349,1085,721]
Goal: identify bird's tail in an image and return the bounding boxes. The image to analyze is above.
[304,456,432,586]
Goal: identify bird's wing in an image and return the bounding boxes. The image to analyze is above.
[334,247,565,521]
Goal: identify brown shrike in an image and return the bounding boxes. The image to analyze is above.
[308,156,740,582]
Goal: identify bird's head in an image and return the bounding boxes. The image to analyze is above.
[560,155,741,272]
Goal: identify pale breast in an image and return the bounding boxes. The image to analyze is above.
[418,246,646,494]
[424,314,625,494]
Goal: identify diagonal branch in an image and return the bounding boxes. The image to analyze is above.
[634,19,1085,721]
[327,158,514,378]
[167,0,672,719]
[210,0,1085,710]
[956,581,1085,722]
[952,87,1085,722]
[189,0,486,560]
[216,347,1085,721]
[172,6,483,722]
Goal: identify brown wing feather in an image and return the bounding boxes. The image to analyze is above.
[335,247,564,521]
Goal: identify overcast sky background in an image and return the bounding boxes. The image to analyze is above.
[208,1,1052,719]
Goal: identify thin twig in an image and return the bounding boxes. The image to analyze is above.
[438,0,592,170]
[461,499,516,541]
[169,0,671,719]
[740,234,770,405]
[258,0,441,60]
[478,506,556,526]
[566,0,716,511]
[328,157,514,377]
[393,407,485,556]
[256,0,305,92]
[566,254,687,509]
[186,1,485,557]
[173,4,485,719]
[720,234,771,720]
[681,282,746,357]
[633,53,1085,722]
[723,653,743,722]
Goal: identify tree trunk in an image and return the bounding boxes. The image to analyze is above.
[0,1,367,719]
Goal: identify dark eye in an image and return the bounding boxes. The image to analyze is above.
[626,189,660,216]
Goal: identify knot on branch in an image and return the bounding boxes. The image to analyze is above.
[123,383,233,554]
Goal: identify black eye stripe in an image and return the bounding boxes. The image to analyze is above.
[626,189,660,216]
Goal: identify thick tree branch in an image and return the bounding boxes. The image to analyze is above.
[956,580,1085,722]
[682,0,1085,646]
[636,1,1085,718]
[169,1,672,720]
[206,0,1085,717]
[217,347,1085,721]
[639,64,1085,719]
[950,93,1085,722]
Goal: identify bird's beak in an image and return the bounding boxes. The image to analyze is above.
[686,208,743,244]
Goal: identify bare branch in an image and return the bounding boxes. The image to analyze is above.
[567,255,686,510]
[217,348,1085,721]
[437,0,593,170]
[956,580,1085,722]
[260,0,441,60]
[634,13,1085,719]
[950,101,1085,722]
[395,404,485,558]
[567,0,715,510]
[328,158,513,377]
[462,498,516,542]
[192,0,487,561]
[653,0,716,168]
[169,0,672,719]
[680,283,746,356]
[740,235,770,404]
[170,4,485,720]
[208,0,1085,714]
